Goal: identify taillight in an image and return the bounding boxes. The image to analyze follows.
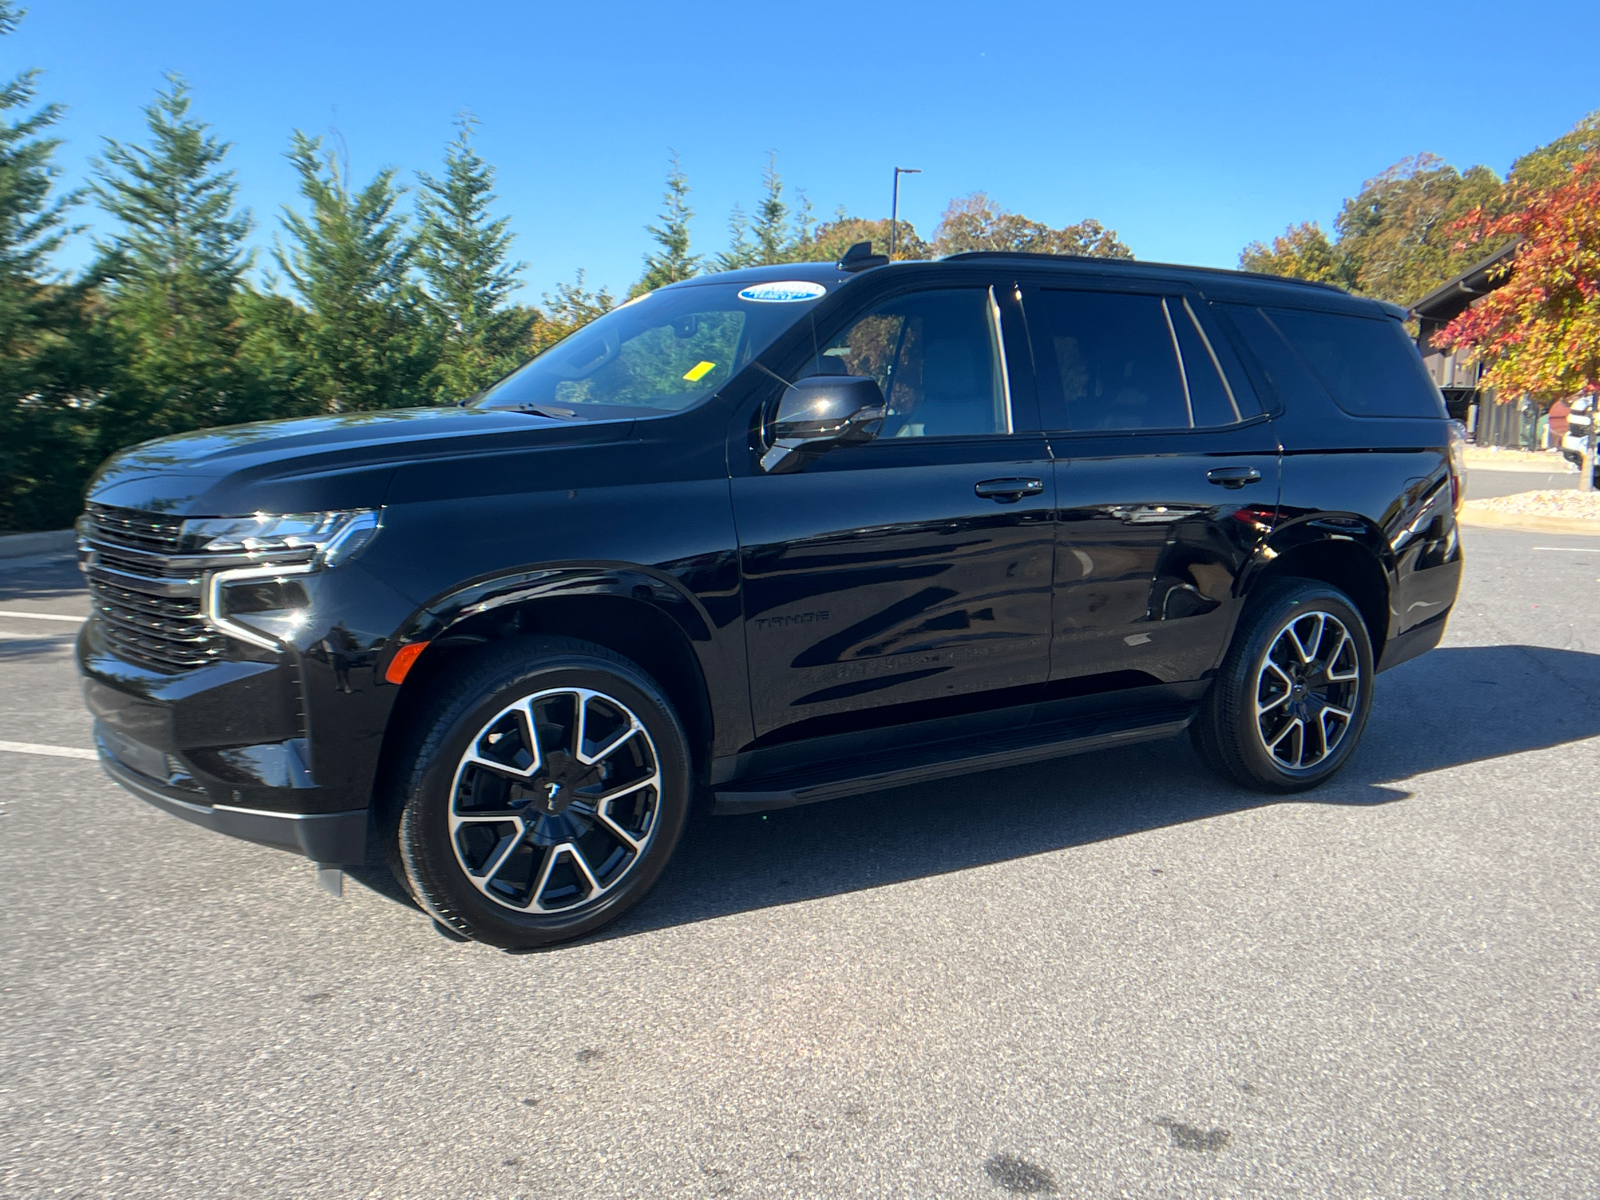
[1446,420,1467,512]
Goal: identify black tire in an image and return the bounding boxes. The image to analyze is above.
[385,636,691,949]
[1192,578,1375,793]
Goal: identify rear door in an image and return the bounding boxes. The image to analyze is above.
[1021,282,1281,685]
[731,277,1056,739]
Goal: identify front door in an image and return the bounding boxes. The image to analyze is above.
[732,282,1055,739]
[1021,282,1281,685]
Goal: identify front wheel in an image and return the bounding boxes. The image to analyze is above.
[1192,579,1375,792]
[387,637,692,949]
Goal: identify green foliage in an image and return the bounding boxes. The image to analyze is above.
[89,76,292,454]
[714,152,822,268]
[1510,112,1600,193]
[794,211,928,264]
[275,132,436,410]
[1333,155,1506,305]
[0,0,91,531]
[1240,221,1355,287]
[752,152,789,265]
[716,203,756,271]
[931,193,1133,259]
[530,270,615,355]
[1241,153,1511,305]
[634,151,700,296]
[415,116,534,399]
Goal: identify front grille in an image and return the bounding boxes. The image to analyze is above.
[82,504,225,673]
[88,577,224,672]
[86,503,184,553]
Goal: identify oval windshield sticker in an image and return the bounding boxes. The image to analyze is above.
[737,281,827,303]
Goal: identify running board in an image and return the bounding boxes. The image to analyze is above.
[711,705,1195,815]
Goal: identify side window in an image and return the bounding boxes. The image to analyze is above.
[1029,289,1265,431]
[1213,304,1327,411]
[1170,298,1244,426]
[815,289,1008,437]
[1029,290,1190,431]
[1265,308,1447,419]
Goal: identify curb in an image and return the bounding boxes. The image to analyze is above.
[1463,461,1581,474]
[1459,506,1600,537]
[0,529,75,559]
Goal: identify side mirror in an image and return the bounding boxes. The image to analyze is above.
[760,375,886,474]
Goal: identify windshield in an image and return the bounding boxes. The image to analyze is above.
[473,279,827,417]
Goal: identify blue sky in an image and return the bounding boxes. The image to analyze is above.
[12,0,1600,303]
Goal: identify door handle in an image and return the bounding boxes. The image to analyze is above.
[1206,467,1262,489]
[974,477,1044,503]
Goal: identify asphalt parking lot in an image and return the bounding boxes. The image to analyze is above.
[3,527,1598,1199]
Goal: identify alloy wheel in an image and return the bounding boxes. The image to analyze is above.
[448,687,661,914]
[1253,610,1362,771]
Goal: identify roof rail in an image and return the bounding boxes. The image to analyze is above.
[937,251,1352,295]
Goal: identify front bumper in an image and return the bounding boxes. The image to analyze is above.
[77,587,404,867]
[99,740,369,865]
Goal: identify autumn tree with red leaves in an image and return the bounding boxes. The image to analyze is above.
[1433,156,1600,400]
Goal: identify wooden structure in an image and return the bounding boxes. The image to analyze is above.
[1409,244,1525,445]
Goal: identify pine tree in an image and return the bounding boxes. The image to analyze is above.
[89,75,286,453]
[751,151,789,265]
[716,203,756,271]
[415,116,533,399]
[0,0,92,531]
[634,151,699,295]
[276,131,435,411]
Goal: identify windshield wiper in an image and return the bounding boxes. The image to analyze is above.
[508,404,582,420]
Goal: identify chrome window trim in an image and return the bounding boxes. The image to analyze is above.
[1161,298,1196,428]
[1182,296,1244,423]
[988,285,1015,435]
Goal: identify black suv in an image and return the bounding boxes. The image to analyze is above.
[77,248,1464,948]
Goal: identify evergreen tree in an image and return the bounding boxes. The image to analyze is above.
[275,131,436,411]
[716,203,756,271]
[415,116,533,399]
[0,0,92,531]
[788,187,815,257]
[634,151,698,295]
[89,75,287,453]
[751,151,789,265]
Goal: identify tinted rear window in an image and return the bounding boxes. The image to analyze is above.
[1227,305,1445,419]
[1031,290,1190,430]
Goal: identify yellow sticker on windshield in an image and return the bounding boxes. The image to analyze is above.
[683,360,716,382]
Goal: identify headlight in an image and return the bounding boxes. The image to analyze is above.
[184,509,380,565]
[194,510,381,652]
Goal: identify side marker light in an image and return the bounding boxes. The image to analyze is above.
[385,641,430,684]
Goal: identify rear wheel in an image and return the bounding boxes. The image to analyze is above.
[1192,579,1375,792]
[387,637,691,948]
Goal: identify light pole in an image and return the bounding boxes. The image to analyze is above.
[890,167,920,260]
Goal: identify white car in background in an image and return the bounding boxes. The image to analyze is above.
[1562,395,1595,472]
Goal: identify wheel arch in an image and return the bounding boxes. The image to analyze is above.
[1242,520,1394,660]
[377,566,720,794]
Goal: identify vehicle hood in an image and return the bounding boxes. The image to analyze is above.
[86,407,635,516]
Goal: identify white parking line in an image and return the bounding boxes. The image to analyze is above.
[0,740,97,761]
[0,610,86,622]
